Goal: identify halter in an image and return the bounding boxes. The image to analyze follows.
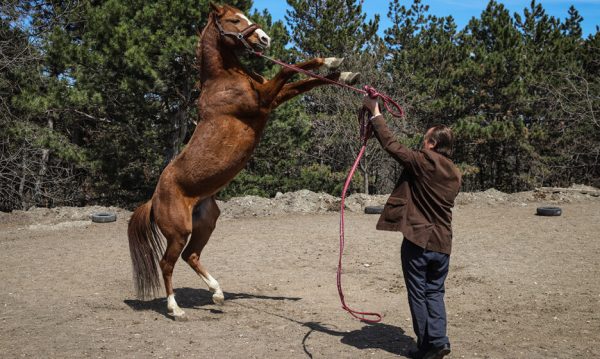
[212,12,261,53]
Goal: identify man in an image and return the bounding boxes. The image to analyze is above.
[363,96,461,359]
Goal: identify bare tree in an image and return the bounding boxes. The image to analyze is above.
[1,1,85,211]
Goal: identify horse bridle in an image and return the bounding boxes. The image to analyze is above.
[212,13,261,52]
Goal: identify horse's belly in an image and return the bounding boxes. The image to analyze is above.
[169,123,260,197]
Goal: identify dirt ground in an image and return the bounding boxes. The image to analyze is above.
[1,190,599,358]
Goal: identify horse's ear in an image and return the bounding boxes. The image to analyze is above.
[209,2,224,15]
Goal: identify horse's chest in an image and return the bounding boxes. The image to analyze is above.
[205,81,260,115]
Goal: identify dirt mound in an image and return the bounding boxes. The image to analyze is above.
[455,184,600,207]
[2,185,598,225]
[218,190,392,218]
[218,190,339,218]
[0,205,130,229]
[218,184,598,217]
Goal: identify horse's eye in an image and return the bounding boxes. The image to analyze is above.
[229,18,240,24]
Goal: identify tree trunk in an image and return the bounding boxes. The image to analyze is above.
[163,108,188,167]
[18,154,27,210]
[34,117,53,206]
[359,153,369,194]
[162,87,191,168]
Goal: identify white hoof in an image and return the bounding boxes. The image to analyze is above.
[323,57,344,70]
[340,72,361,85]
[212,291,225,306]
[169,306,186,318]
[167,294,185,318]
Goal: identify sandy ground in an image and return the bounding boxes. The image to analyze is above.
[0,195,599,358]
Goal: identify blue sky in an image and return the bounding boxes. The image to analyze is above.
[252,0,600,37]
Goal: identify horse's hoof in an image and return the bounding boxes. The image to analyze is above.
[340,72,361,85]
[173,314,189,322]
[323,57,344,70]
[212,292,225,306]
[168,307,186,319]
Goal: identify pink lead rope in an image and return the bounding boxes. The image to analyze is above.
[253,51,405,118]
[337,88,403,324]
[337,116,381,323]
[253,51,405,323]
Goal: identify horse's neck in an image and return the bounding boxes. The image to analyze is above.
[199,26,246,82]
[195,23,268,134]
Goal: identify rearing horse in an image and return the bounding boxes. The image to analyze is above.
[128,3,359,318]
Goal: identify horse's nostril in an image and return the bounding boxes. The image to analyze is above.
[260,36,270,45]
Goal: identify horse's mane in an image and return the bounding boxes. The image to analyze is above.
[195,5,237,71]
[194,12,215,91]
[193,7,265,91]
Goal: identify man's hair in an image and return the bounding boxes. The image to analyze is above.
[426,125,454,158]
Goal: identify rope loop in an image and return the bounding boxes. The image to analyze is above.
[250,51,410,324]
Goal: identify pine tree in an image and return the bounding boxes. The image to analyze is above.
[285,0,379,58]
[1,1,89,210]
[385,0,462,126]
[24,0,282,204]
[562,5,583,39]
[450,1,533,190]
[284,0,386,194]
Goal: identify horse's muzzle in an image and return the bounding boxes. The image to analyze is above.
[256,30,271,48]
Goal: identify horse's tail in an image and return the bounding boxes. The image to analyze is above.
[127,200,164,299]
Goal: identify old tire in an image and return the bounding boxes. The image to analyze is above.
[91,212,117,223]
[364,205,384,215]
[536,207,562,216]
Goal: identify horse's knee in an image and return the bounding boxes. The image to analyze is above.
[181,250,199,264]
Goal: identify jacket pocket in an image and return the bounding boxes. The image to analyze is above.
[383,196,407,223]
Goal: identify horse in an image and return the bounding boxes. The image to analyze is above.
[127,3,359,319]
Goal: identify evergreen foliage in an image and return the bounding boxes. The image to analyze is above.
[1,0,598,210]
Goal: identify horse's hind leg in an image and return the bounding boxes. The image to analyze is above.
[154,195,192,318]
[182,196,224,305]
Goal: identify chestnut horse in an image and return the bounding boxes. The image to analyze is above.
[127,3,358,318]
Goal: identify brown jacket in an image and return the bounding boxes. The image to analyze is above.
[371,116,461,255]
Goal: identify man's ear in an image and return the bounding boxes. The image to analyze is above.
[425,137,437,150]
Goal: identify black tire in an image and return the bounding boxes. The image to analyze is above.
[364,205,384,215]
[536,207,562,216]
[91,212,117,223]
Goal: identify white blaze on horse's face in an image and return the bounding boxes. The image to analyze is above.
[236,13,271,48]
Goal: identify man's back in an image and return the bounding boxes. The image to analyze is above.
[370,117,461,254]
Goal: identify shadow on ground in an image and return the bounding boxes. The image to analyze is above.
[231,300,416,358]
[125,288,414,357]
[124,287,301,318]
[300,321,415,358]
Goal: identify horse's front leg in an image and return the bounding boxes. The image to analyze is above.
[259,57,344,105]
[272,72,361,108]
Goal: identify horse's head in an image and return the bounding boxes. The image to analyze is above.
[210,3,271,52]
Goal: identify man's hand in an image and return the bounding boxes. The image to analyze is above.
[363,95,381,118]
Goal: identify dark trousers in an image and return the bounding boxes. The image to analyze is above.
[401,239,450,350]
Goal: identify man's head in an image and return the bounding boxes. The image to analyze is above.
[423,125,454,158]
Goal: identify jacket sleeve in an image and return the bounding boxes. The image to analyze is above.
[370,115,428,176]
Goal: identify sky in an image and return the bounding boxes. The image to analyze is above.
[252,0,600,37]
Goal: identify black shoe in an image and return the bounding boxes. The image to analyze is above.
[406,347,427,359]
[423,343,451,359]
